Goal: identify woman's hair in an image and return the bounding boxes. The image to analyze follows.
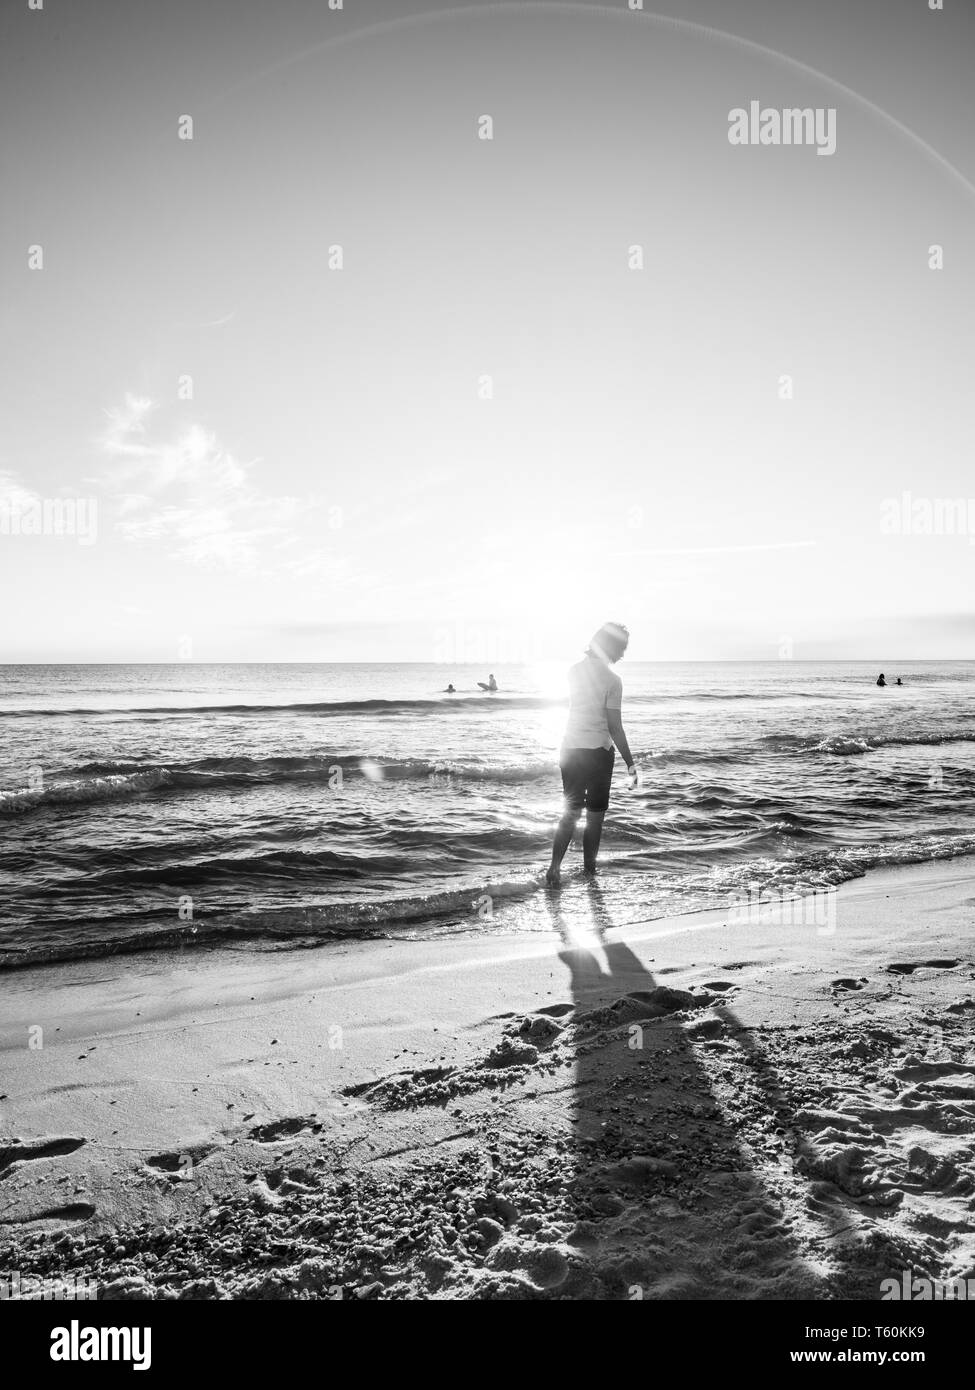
[586,621,630,664]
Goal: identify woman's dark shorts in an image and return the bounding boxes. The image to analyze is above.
[560,746,615,814]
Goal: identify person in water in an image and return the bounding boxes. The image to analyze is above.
[896,677,903,686]
[445,684,456,693]
[478,674,498,692]
[546,621,637,888]
[877,673,886,687]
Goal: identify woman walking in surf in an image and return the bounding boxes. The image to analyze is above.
[545,621,637,888]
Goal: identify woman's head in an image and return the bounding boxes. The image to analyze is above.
[587,621,629,664]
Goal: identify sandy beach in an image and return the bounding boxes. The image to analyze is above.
[2,856,973,1301]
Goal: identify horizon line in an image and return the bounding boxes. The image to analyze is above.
[0,658,967,668]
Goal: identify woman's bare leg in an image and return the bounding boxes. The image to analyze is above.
[546,810,579,887]
[582,810,605,873]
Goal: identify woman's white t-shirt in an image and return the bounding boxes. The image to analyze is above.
[562,655,622,751]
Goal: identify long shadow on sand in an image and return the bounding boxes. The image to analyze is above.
[539,877,831,1299]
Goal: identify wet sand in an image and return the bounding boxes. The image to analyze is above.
[2,857,974,1299]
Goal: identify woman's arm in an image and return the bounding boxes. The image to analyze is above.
[607,710,635,774]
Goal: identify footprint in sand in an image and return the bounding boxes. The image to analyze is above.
[247,1115,322,1143]
[482,1237,574,1291]
[0,1136,86,1176]
[889,1060,975,1102]
[261,1163,321,1197]
[145,1143,214,1175]
[517,1015,564,1045]
[683,1013,725,1040]
[886,959,961,975]
[0,1202,95,1231]
[892,1059,975,1082]
[343,1066,454,1100]
[900,1146,971,1197]
[583,987,712,1027]
[830,977,868,992]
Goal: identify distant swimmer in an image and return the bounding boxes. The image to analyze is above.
[895,677,903,686]
[477,674,498,692]
[445,684,456,693]
[876,673,886,687]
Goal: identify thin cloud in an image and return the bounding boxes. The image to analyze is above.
[101,394,155,459]
[97,396,307,573]
[0,470,42,512]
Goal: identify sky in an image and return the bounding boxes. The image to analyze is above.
[1,0,973,663]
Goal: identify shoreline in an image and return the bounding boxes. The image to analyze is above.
[5,838,975,974]
[2,855,974,1299]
